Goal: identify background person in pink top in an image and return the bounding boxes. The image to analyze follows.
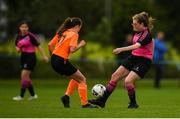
[89,11,154,109]
[13,21,49,101]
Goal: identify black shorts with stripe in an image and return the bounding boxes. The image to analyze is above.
[20,52,36,71]
[51,54,77,76]
[121,54,152,78]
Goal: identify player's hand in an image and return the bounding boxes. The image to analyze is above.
[79,40,86,47]
[16,47,21,53]
[113,48,123,54]
[43,55,49,63]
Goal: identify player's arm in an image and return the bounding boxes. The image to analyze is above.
[113,43,141,55]
[69,34,86,53]
[15,36,21,53]
[30,33,49,63]
[37,45,49,63]
[15,47,21,53]
[70,40,86,53]
[113,31,152,55]
[48,34,59,55]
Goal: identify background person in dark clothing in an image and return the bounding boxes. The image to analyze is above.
[153,31,168,88]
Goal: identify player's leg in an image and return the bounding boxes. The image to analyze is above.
[125,56,151,108]
[61,79,79,107]
[65,79,79,96]
[13,69,33,100]
[24,71,38,100]
[50,55,75,107]
[106,65,130,94]
[21,69,37,100]
[89,65,129,107]
[69,70,97,108]
[124,71,139,109]
[154,64,162,88]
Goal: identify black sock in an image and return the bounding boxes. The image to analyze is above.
[129,92,136,104]
[101,89,112,103]
[64,95,69,98]
[28,85,35,96]
[101,80,117,103]
[20,88,26,97]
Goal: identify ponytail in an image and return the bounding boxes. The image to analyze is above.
[133,11,155,30]
[57,17,82,36]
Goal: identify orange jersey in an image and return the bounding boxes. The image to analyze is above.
[49,31,78,59]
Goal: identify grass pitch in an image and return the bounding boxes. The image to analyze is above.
[0,78,180,118]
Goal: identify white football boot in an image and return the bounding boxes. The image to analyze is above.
[13,96,24,101]
[28,94,38,100]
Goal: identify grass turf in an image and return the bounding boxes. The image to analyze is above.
[0,78,180,118]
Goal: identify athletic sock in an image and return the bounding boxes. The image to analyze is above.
[78,82,88,105]
[126,84,136,104]
[65,79,79,96]
[20,88,26,97]
[102,80,118,102]
[28,85,35,96]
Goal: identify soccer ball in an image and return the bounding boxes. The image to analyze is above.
[92,84,106,97]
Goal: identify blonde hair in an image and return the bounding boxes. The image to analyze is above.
[132,11,154,30]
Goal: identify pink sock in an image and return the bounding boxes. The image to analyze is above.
[106,80,118,92]
[126,84,135,96]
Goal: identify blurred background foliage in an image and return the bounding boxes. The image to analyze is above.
[0,0,180,79]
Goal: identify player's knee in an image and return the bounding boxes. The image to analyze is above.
[111,73,119,81]
[79,76,86,83]
[124,80,133,87]
[82,77,87,83]
[21,79,31,88]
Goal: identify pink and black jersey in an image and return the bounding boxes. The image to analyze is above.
[132,27,154,60]
[15,32,40,53]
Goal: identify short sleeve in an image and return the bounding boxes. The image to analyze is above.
[137,31,152,46]
[29,33,40,46]
[69,34,78,47]
[48,34,59,47]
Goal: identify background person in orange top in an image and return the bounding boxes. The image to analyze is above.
[48,17,97,108]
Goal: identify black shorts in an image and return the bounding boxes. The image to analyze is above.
[121,55,152,78]
[51,54,77,76]
[20,52,36,71]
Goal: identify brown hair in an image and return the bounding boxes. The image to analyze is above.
[132,11,154,30]
[17,20,29,34]
[56,17,82,36]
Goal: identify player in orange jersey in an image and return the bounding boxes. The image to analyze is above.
[48,17,97,108]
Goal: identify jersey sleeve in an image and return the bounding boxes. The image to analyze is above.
[69,34,78,47]
[29,33,40,46]
[48,34,59,47]
[137,31,152,46]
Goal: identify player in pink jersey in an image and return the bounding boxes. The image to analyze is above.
[89,11,154,109]
[13,21,49,101]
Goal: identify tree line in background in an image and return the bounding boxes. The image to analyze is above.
[4,0,180,50]
[0,0,179,79]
